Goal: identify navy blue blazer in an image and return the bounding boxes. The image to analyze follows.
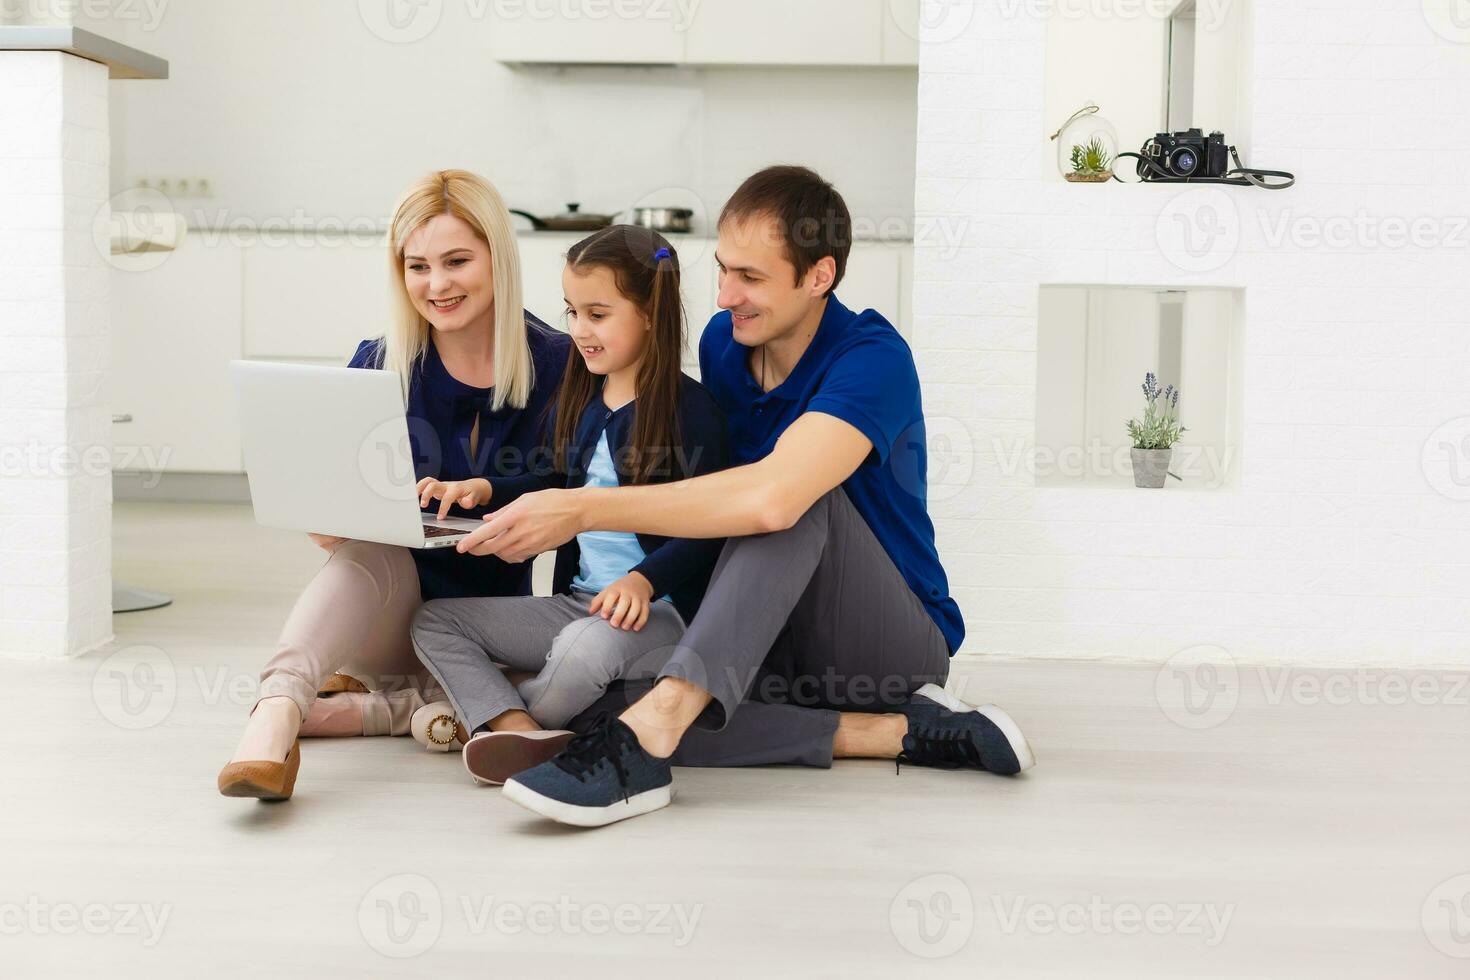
[349,313,570,602]
[488,374,729,623]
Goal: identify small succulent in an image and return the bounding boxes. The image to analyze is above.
[1126,371,1186,450]
[1069,137,1113,177]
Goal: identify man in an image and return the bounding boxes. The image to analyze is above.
[456,165,1036,827]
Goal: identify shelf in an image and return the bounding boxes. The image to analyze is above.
[1034,284,1243,491]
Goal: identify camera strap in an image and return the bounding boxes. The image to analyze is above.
[1114,144,1295,189]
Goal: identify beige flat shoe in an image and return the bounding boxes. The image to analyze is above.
[217,742,301,801]
[410,702,469,752]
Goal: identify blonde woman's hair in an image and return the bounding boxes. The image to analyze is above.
[382,169,534,410]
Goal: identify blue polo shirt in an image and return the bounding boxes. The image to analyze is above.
[698,294,964,654]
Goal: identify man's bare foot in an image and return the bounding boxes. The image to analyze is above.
[618,677,710,758]
[230,696,301,764]
[832,712,907,759]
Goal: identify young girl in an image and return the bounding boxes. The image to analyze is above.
[409,225,729,784]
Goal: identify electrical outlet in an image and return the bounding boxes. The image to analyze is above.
[134,177,214,200]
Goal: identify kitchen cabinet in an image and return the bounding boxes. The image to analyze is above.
[516,232,583,329]
[882,0,921,65]
[487,2,685,64]
[839,241,906,335]
[108,237,245,473]
[489,0,917,67]
[242,237,387,361]
[683,0,883,66]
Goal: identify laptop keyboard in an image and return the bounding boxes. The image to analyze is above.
[422,524,468,538]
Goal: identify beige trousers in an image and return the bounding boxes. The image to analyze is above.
[257,539,446,736]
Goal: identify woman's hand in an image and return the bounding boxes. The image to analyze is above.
[588,571,654,632]
[308,533,347,552]
[417,477,492,519]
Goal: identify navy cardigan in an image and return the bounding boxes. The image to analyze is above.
[488,374,729,623]
[348,314,570,602]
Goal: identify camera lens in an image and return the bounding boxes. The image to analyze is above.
[1169,147,1198,176]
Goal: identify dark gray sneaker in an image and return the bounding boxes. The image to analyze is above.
[502,715,673,827]
[896,683,1036,776]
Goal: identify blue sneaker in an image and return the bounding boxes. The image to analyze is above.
[896,683,1036,776]
[502,715,673,827]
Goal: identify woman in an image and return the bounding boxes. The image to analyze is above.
[217,169,569,801]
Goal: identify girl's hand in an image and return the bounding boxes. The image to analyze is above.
[588,571,654,631]
[417,477,492,519]
[308,533,347,552]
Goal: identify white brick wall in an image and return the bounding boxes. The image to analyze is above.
[0,51,114,658]
[914,0,1470,667]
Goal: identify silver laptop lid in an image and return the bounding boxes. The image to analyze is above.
[231,360,427,547]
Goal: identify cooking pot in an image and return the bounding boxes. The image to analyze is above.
[629,206,695,234]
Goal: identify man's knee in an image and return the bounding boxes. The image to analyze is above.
[721,489,837,560]
[786,488,841,533]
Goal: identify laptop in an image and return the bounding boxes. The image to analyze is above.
[231,360,485,549]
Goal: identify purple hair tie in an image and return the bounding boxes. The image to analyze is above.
[653,247,671,261]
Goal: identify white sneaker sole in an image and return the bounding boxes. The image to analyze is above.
[913,683,1037,773]
[502,778,673,827]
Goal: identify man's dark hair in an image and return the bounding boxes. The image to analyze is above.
[718,165,851,296]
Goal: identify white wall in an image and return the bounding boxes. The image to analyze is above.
[108,0,918,236]
[915,0,1470,667]
[0,52,115,658]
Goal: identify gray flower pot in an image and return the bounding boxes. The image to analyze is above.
[1131,447,1173,488]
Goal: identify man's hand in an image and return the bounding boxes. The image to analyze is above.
[588,571,654,631]
[456,487,584,561]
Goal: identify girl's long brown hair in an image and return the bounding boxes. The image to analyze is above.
[553,225,686,485]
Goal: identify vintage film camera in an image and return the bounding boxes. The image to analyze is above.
[1138,128,1231,180]
[1124,127,1294,188]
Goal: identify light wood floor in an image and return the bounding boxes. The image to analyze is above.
[3,502,1468,978]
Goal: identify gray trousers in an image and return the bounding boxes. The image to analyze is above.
[411,591,688,733]
[415,488,952,769]
[572,488,953,768]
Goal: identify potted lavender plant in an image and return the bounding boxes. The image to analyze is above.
[1127,372,1185,488]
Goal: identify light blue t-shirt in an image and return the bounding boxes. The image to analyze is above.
[571,432,657,597]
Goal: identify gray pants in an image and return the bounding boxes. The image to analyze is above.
[577,488,953,768]
[416,488,952,769]
[411,591,688,732]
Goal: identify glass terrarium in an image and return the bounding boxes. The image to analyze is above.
[1052,104,1119,183]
